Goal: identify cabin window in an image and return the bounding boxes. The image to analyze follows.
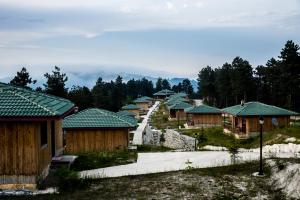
[40,122,48,147]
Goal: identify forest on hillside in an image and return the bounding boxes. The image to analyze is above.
[198,40,300,112]
[6,40,300,112]
[8,66,195,112]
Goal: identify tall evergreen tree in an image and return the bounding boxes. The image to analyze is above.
[155,77,163,92]
[181,79,194,96]
[111,76,125,111]
[44,66,68,98]
[215,63,233,107]
[161,79,171,90]
[230,57,255,104]
[68,86,93,111]
[197,66,216,105]
[10,67,36,88]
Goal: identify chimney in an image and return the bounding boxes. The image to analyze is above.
[240,100,245,106]
[74,106,79,113]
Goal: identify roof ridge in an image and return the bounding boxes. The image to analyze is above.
[236,101,252,115]
[95,109,133,126]
[8,89,56,115]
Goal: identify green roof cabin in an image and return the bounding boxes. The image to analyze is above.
[117,110,136,118]
[121,104,141,119]
[63,108,137,153]
[222,101,298,138]
[0,83,75,187]
[185,105,222,128]
[133,96,153,112]
[168,102,192,120]
[153,89,175,99]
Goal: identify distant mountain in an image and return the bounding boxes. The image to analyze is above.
[0,70,199,92]
[67,71,198,91]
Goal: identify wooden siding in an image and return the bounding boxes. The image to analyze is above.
[230,116,290,136]
[136,102,149,111]
[169,109,187,120]
[127,109,140,119]
[0,120,63,184]
[188,114,222,127]
[65,129,129,153]
[0,122,39,177]
[246,116,289,134]
[54,120,63,155]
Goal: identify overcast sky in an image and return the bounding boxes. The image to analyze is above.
[0,0,299,80]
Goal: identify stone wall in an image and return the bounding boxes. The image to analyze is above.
[163,129,196,151]
[143,124,162,145]
[143,125,196,151]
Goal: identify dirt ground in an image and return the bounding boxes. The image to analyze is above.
[5,162,286,200]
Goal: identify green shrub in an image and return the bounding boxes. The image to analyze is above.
[136,144,172,152]
[54,167,88,193]
[70,151,137,171]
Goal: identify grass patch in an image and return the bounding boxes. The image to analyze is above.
[272,126,300,139]
[180,126,300,149]
[136,144,173,152]
[149,102,186,130]
[70,150,137,171]
[179,127,235,149]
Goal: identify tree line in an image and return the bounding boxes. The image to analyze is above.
[8,67,195,111]
[198,40,300,112]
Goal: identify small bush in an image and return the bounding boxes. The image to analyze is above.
[54,167,88,193]
[136,144,172,152]
[70,151,137,171]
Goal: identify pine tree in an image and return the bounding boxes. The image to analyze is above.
[10,67,36,88]
[44,66,68,98]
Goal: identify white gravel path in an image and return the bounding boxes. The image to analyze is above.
[132,101,160,145]
[80,143,300,179]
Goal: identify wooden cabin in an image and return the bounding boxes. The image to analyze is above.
[153,89,175,100]
[121,104,141,119]
[63,108,137,153]
[186,105,222,128]
[222,101,298,138]
[168,102,192,120]
[0,83,75,187]
[117,110,136,118]
[133,97,152,111]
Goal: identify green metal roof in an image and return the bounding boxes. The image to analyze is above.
[121,104,140,110]
[117,110,136,117]
[169,102,192,110]
[153,89,175,96]
[166,97,188,106]
[222,101,298,116]
[0,82,75,118]
[133,96,152,103]
[167,93,188,99]
[185,105,222,114]
[63,108,137,129]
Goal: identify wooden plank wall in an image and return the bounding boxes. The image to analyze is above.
[246,116,289,134]
[65,129,129,153]
[176,110,187,120]
[128,110,140,118]
[0,122,38,177]
[54,120,63,155]
[191,114,222,126]
[136,102,149,111]
[0,120,61,184]
[37,121,52,175]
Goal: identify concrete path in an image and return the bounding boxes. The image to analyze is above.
[132,101,160,145]
[80,142,300,179]
[80,151,258,178]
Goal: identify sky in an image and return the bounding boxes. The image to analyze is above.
[0,0,299,81]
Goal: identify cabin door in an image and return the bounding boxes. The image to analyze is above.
[51,121,56,157]
[241,118,246,133]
